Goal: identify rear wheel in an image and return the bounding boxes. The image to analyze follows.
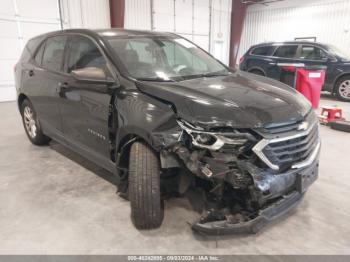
[335,76,350,102]
[20,99,50,145]
[128,141,163,229]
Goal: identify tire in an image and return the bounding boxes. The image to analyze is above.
[128,141,163,229]
[329,121,350,133]
[249,69,265,76]
[334,76,350,102]
[20,99,50,145]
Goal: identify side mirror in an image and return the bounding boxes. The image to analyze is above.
[71,67,115,84]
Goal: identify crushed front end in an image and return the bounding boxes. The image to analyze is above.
[162,112,320,235]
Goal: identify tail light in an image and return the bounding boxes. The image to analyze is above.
[239,56,245,64]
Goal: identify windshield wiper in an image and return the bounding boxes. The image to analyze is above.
[202,71,231,77]
[181,71,230,80]
[136,77,176,82]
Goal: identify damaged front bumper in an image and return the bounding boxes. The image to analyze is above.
[192,159,319,235]
[192,190,304,235]
[157,116,320,236]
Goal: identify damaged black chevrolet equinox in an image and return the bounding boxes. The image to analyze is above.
[15,29,320,235]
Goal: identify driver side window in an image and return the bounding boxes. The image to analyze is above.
[299,45,328,61]
[67,36,107,73]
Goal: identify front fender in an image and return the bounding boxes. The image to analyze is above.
[115,88,181,152]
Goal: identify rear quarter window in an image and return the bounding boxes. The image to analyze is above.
[20,37,45,62]
[250,46,275,56]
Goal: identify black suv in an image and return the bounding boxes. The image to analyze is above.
[240,41,350,102]
[15,29,320,235]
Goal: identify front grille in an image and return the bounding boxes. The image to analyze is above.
[253,113,320,171]
[262,124,319,171]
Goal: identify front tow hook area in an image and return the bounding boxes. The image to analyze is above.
[191,191,304,235]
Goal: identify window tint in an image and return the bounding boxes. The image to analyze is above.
[273,45,298,58]
[34,42,45,65]
[42,36,67,72]
[299,46,328,60]
[251,46,275,56]
[67,36,107,73]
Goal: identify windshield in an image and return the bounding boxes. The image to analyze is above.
[328,45,350,61]
[107,36,229,81]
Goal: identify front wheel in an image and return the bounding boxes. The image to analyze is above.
[128,141,164,229]
[335,76,350,102]
[20,99,50,145]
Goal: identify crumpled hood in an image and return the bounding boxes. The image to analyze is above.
[136,71,311,128]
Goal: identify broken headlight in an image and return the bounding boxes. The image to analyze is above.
[177,120,249,151]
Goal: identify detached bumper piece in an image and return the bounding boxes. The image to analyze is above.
[192,191,303,235]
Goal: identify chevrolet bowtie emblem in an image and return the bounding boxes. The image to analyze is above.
[297,121,309,131]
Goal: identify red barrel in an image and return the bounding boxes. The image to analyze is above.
[295,67,326,109]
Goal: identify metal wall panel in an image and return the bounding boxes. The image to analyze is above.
[210,0,232,65]
[125,0,152,30]
[124,0,232,63]
[60,0,110,29]
[239,0,350,63]
[0,0,61,102]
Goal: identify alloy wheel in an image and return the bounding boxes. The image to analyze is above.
[23,106,37,138]
[339,80,350,99]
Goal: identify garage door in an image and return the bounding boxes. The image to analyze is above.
[0,0,61,102]
[152,0,210,51]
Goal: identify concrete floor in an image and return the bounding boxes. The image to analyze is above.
[0,94,350,255]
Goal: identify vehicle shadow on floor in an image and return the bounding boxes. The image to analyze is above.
[49,140,119,186]
[48,135,298,242]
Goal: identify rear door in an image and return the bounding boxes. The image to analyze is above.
[244,45,277,75]
[296,45,334,87]
[261,44,300,86]
[58,34,113,159]
[24,35,67,134]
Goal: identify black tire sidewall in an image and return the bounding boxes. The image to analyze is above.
[335,76,350,102]
[128,141,163,229]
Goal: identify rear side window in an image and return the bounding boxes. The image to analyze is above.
[251,46,275,56]
[273,45,298,58]
[42,36,67,72]
[67,36,107,73]
[299,45,328,60]
[34,42,45,65]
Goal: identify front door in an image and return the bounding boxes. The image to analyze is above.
[58,35,113,159]
[26,35,68,134]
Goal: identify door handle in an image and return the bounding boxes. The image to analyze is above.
[28,70,34,77]
[57,82,69,93]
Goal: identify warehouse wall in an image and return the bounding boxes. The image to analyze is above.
[0,0,61,102]
[0,0,110,102]
[60,0,110,29]
[124,0,232,65]
[125,0,152,30]
[239,0,350,63]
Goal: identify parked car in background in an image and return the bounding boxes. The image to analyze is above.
[239,41,350,102]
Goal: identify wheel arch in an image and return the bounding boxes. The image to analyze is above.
[115,131,159,175]
[248,67,266,76]
[17,93,29,112]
